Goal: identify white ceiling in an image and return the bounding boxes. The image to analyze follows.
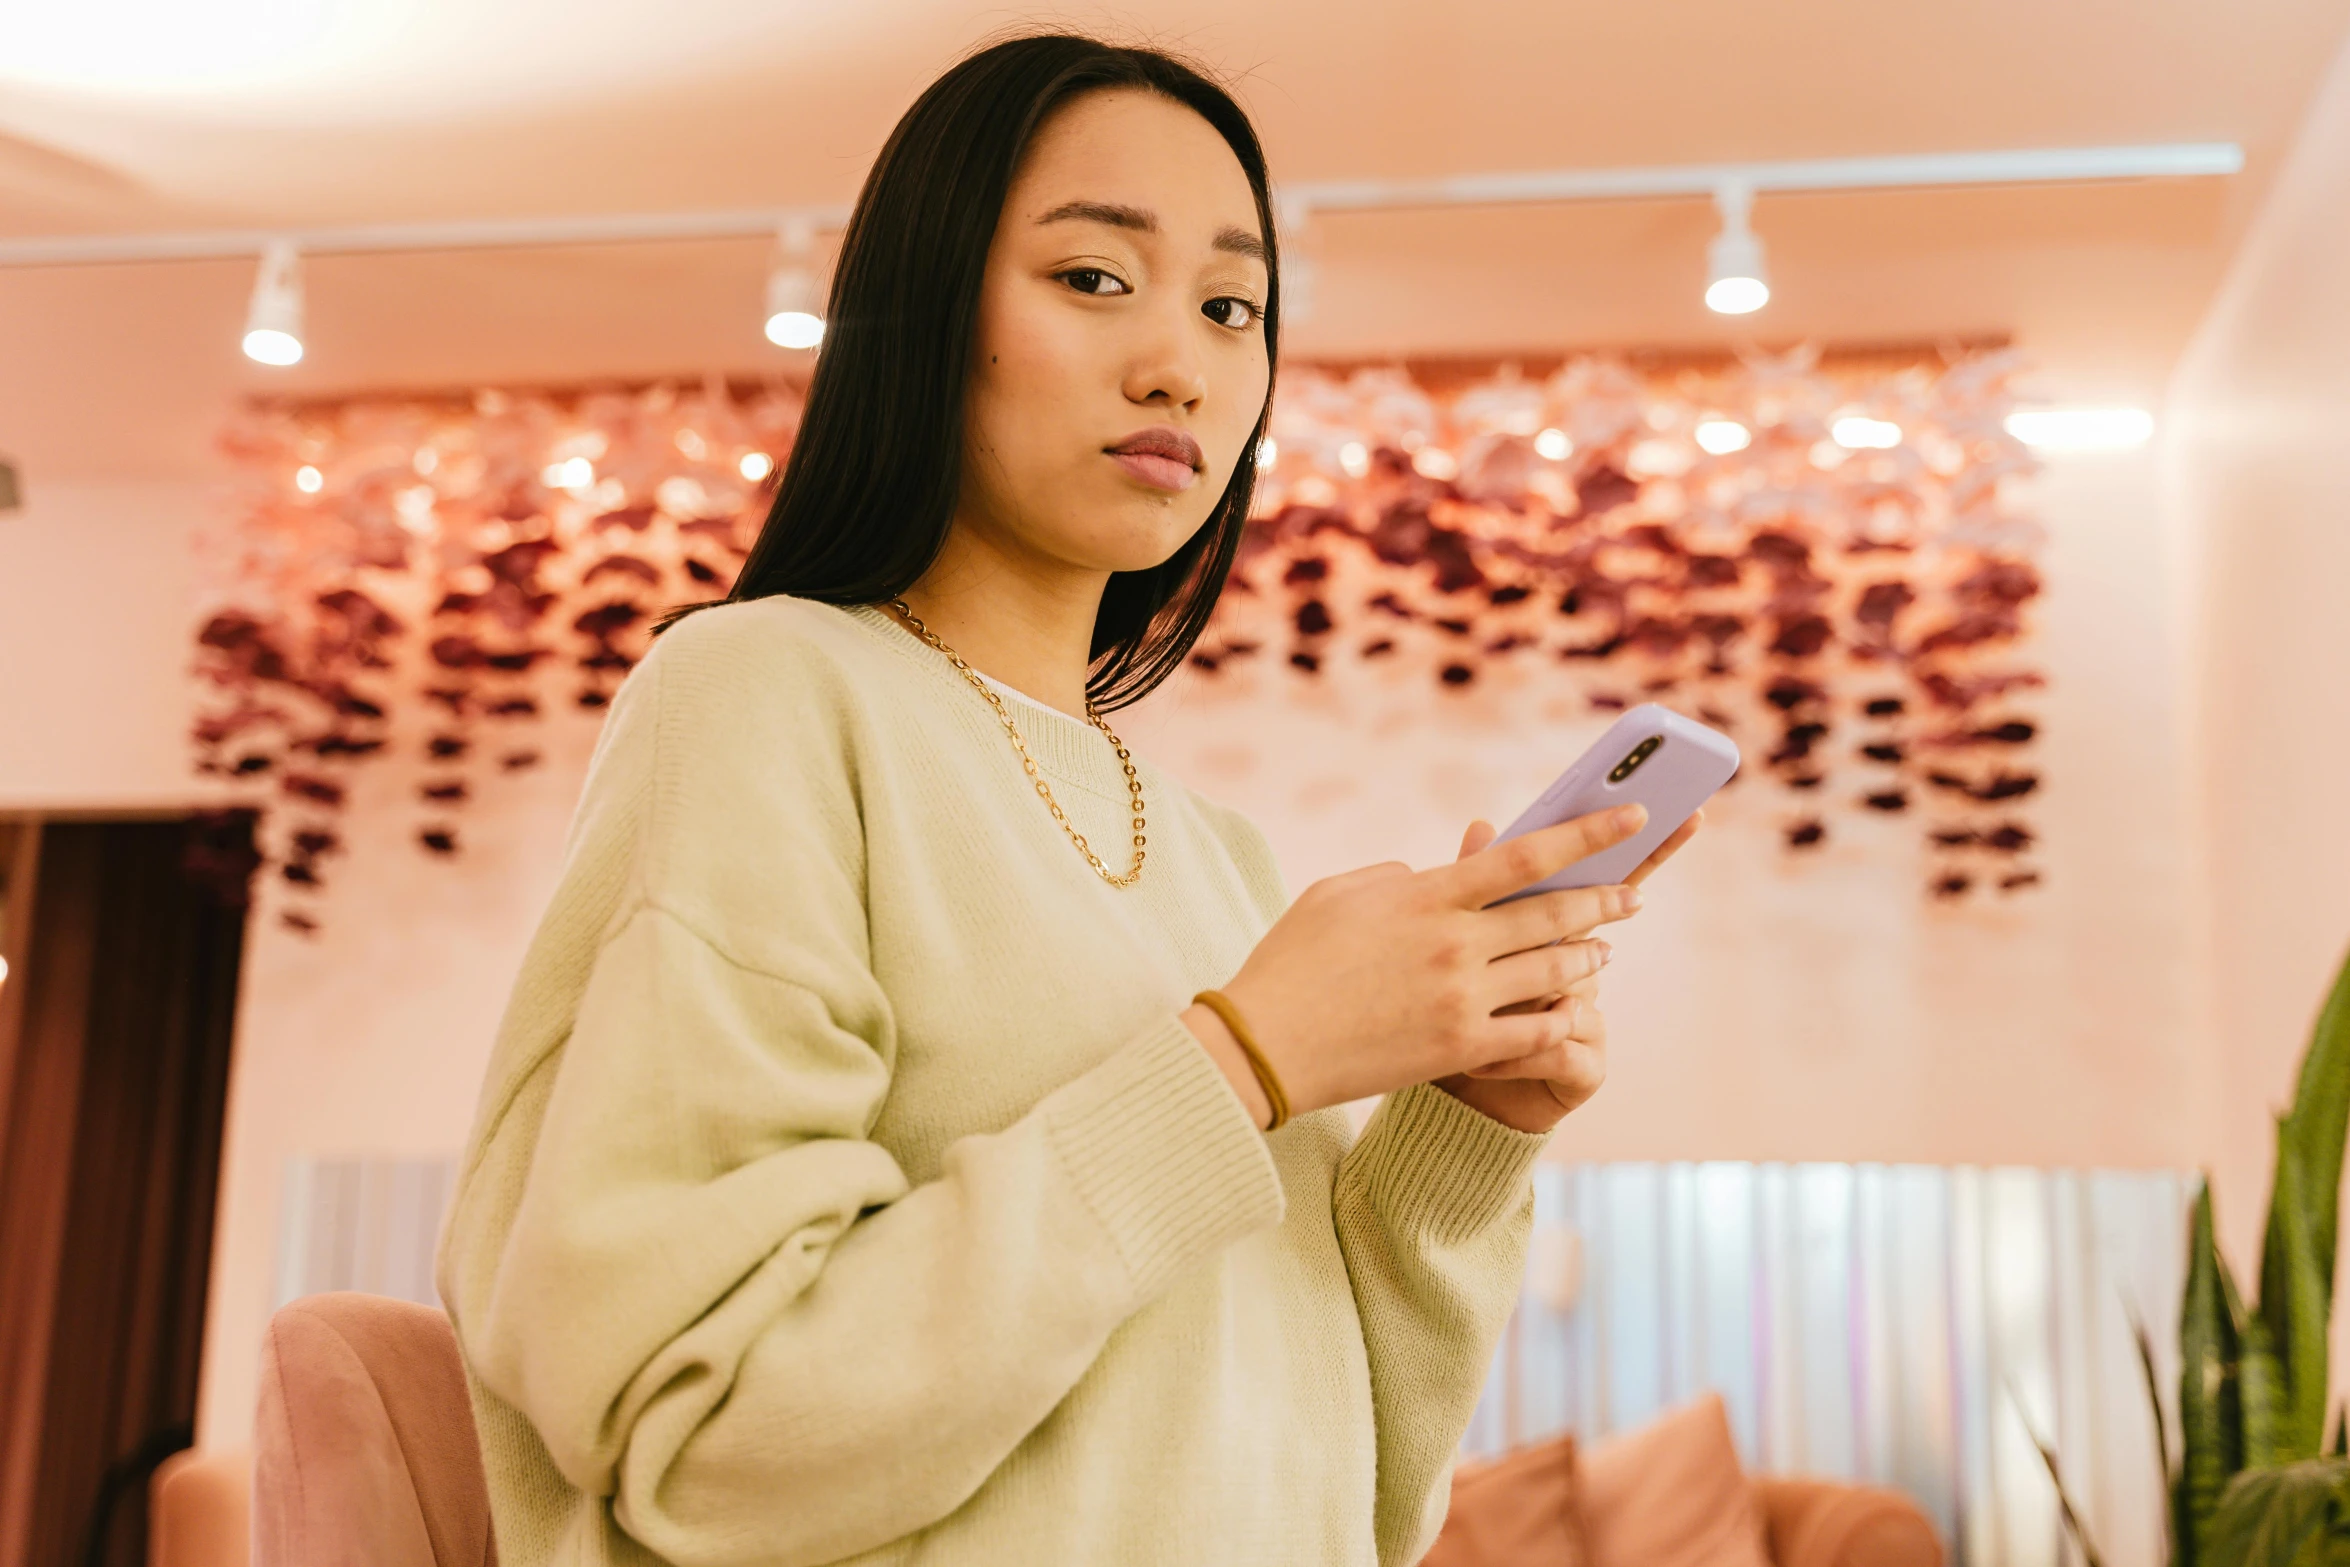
[4,0,2348,477]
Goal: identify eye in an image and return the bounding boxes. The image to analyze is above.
[1203,296,1259,330]
[1059,268,1130,297]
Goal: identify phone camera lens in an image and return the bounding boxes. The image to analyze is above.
[1609,736,1664,783]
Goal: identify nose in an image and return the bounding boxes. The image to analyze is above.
[1121,298,1208,412]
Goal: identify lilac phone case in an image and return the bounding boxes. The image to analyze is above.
[1490,704,1741,901]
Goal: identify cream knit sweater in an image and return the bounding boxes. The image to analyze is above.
[437,597,1549,1567]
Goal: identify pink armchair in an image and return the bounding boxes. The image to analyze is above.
[249,1292,496,1567]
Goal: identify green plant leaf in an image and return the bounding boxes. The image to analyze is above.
[2012,1381,2111,1567]
[2138,1307,2184,1565]
[2263,1127,2332,1461]
[2139,1309,2179,1482]
[2283,947,2350,1286]
[2187,1181,2249,1561]
[2206,1458,2350,1567]
[2247,1320,2288,1470]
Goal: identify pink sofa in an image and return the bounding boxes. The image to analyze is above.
[1749,1478,1945,1567]
[1427,1394,1942,1567]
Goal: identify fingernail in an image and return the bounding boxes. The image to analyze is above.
[1613,804,1648,832]
[1596,939,1614,965]
[1616,885,1642,914]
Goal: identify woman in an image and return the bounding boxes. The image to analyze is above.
[439,33,1695,1567]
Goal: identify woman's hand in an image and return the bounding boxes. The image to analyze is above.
[1184,805,1659,1129]
[1433,813,1703,1133]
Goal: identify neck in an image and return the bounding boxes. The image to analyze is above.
[898,521,1104,718]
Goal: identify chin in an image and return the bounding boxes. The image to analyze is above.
[1070,495,1220,575]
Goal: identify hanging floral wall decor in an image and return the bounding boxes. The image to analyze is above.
[1205,347,2046,900]
[197,377,799,931]
[195,348,2044,932]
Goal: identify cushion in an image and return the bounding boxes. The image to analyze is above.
[1422,1431,1587,1567]
[1755,1477,1945,1567]
[1579,1394,1770,1567]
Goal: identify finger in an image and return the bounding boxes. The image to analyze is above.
[1492,974,1595,1017]
[1542,1060,1607,1114]
[1625,811,1703,888]
[1468,1042,1608,1116]
[1434,803,1648,909]
[1483,882,1638,956]
[1456,819,1497,863]
[1467,1041,1603,1090]
[1474,995,1604,1071]
[1483,938,1610,1011]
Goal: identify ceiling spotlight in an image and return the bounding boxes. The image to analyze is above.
[1705,185,1769,316]
[294,464,323,493]
[2004,408,2153,451]
[1831,415,1903,449]
[738,451,774,482]
[764,220,825,351]
[1694,418,1752,455]
[243,239,305,365]
[1534,428,1573,461]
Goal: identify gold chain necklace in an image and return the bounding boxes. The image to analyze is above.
[887,599,1147,889]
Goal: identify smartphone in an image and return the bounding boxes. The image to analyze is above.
[1489,704,1740,902]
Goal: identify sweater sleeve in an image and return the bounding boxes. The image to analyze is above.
[1331,1082,1549,1567]
[438,612,1287,1567]
[1184,783,1552,1564]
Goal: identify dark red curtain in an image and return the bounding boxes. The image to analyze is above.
[0,814,255,1567]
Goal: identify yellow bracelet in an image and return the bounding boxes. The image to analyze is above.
[1193,989,1290,1132]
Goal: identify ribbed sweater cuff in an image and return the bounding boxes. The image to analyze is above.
[1043,1015,1287,1303]
[1346,1082,1549,1244]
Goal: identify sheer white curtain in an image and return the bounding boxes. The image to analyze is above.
[1466,1163,2192,1567]
[278,1153,2192,1566]
[273,1155,451,1312]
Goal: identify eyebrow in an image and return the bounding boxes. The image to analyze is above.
[1035,200,1269,264]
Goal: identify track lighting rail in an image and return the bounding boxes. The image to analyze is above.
[0,142,2242,269]
[1285,141,2242,215]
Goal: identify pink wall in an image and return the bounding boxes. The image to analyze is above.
[2166,33,2350,1286]
[0,480,224,812]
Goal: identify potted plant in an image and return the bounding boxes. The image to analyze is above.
[2034,948,2350,1565]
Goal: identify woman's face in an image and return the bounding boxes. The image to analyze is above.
[957,88,1272,583]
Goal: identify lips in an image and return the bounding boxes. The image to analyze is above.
[1106,427,1203,493]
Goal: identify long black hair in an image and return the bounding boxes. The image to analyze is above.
[660,33,1280,711]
